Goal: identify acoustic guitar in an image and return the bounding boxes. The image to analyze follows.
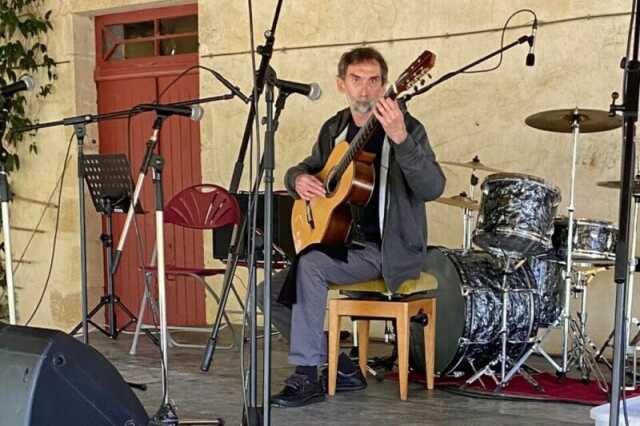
[291,50,436,253]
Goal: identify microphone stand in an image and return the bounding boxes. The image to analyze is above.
[11,93,237,344]
[401,34,533,103]
[200,0,284,387]
[608,1,640,424]
[0,95,17,325]
[260,70,289,426]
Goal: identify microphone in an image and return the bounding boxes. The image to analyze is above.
[526,19,538,67]
[1,75,35,97]
[274,78,322,101]
[139,103,204,121]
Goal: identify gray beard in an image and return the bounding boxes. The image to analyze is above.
[350,99,375,114]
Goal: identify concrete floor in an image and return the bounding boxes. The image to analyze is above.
[88,326,596,426]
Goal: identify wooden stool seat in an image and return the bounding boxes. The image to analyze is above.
[329,272,438,296]
[327,282,436,401]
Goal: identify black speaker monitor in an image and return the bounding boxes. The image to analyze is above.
[0,324,149,426]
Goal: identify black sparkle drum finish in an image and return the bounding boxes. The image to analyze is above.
[421,247,540,375]
[551,217,618,264]
[528,256,564,327]
[473,173,561,257]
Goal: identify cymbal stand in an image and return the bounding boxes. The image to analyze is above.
[557,110,583,376]
[463,256,541,391]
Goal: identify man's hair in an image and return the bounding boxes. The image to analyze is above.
[337,47,388,83]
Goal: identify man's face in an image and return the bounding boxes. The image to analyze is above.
[337,60,386,115]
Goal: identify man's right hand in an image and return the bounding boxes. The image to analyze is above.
[295,174,326,201]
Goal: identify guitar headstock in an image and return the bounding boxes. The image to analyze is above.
[393,50,436,95]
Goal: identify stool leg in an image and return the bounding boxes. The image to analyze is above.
[424,302,436,390]
[397,308,409,401]
[328,299,341,397]
[357,320,370,377]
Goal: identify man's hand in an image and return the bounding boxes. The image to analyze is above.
[373,98,408,144]
[295,174,326,201]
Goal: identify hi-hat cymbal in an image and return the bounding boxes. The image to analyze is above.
[440,156,504,173]
[434,194,479,210]
[597,179,640,193]
[525,108,622,133]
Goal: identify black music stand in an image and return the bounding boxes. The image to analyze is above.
[70,154,144,339]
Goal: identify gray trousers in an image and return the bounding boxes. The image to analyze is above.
[258,242,382,367]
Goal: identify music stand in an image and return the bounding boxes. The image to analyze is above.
[70,154,144,339]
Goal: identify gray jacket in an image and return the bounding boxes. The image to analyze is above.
[284,108,446,292]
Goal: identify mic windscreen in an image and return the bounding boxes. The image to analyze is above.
[526,53,535,67]
[190,105,204,122]
[21,75,35,91]
[308,83,322,101]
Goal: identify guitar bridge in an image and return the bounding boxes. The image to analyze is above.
[305,201,315,230]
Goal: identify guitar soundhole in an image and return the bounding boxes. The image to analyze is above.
[325,168,338,195]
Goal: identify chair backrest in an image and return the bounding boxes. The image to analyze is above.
[164,184,240,230]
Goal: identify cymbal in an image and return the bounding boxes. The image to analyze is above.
[597,179,640,193]
[525,108,622,133]
[440,157,504,173]
[434,194,479,210]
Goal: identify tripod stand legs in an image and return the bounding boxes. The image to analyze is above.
[70,208,139,340]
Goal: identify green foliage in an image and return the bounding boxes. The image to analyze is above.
[0,0,56,319]
[0,0,57,172]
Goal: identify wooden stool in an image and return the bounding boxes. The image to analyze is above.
[327,273,437,401]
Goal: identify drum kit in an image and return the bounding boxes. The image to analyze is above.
[428,107,631,391]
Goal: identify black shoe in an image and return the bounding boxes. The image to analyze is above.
[321,353,368,393]
[271,373,325,408]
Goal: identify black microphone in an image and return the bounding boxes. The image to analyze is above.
[526,19,538,67]
[1,75,35,97]
[138,103,204,121]
[274,78,321,101]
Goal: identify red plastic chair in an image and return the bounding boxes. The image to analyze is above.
[130,184,244,353]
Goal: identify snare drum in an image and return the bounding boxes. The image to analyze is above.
[473,173,561,257]
[551,217,618,263]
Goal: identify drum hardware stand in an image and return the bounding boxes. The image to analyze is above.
[596,192,640,391]
[463,256,542,391]
[462,165,480,252]
[565,271,609,391]
[554,109,584,378]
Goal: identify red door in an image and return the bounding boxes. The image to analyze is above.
[95,5,205,326]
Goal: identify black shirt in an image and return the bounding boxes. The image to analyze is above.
[345,117,385,245]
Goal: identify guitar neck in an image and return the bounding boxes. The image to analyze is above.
[335,87,397,177]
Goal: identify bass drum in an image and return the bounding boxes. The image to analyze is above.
[410,247,539,375]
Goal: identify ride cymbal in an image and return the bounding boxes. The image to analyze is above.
[525,108,622,133]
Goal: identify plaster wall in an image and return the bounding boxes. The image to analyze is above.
[9,0,636,357]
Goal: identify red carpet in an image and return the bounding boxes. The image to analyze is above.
[388,371,640,405]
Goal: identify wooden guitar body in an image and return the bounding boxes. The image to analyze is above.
[291,141,375,253]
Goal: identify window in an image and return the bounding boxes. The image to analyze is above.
[102,14,198,61]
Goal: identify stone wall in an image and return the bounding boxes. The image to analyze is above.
[9,0,635,355]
